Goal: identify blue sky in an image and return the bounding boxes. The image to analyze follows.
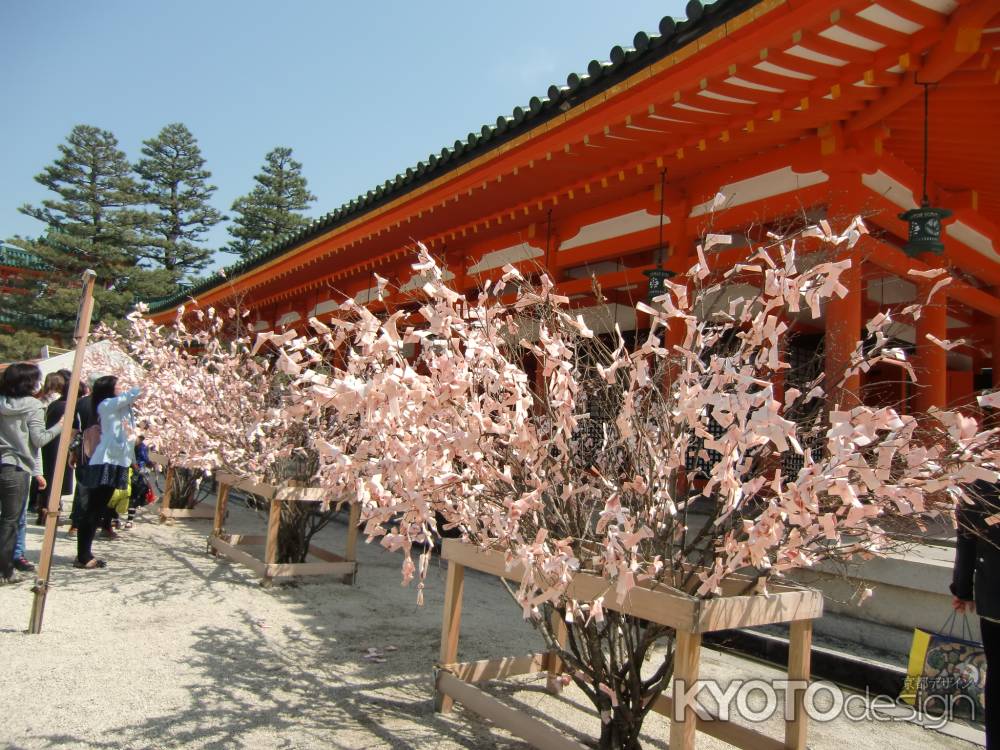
[1,1,686,273]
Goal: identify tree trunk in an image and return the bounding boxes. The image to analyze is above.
[597,710,644,750]
[276,501,311,563]
[167,468,201,510]
[532,608,672,750]
[271,449,319,564]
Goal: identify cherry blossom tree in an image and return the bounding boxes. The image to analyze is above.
[273,220,998,749]
[106,213,1000,749]
[95,306,343,561]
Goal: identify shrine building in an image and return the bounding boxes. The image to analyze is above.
[0,241,64,344]
[149,0,1000,413]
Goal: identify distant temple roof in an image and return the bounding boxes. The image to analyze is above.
[0,241,50,272]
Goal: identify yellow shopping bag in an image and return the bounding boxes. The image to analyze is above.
[107,468,132,516]
[900,612,986,721]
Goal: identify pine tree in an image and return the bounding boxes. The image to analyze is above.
[227,146,316,259]
[135,123,224,279]
[0,329,58,362]
[16,124,164,329]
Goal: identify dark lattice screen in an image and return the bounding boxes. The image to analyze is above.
[684,410,725,476]
[781,334,825,479]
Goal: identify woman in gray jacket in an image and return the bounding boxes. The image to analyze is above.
[0,363,62,584]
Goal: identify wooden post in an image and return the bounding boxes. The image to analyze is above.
[211,481,230,540]
[435,559,466,713]
[158,466,176,523]
[785,620,813,750]
[546,608,569,693]
[343,502,361,584]
[29,269,97,634]
[162,466,175,508]
[263,497,282,585]
[669,630,702,750]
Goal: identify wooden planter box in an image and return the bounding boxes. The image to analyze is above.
[148,452,216,522]
[208,471,361,587]
[435,539,823,750]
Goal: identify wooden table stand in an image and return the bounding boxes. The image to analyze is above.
[208,471,361,586]
[149,452,216,523]
[434,539,822,750]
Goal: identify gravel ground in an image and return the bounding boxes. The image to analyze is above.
[0,499,982,749]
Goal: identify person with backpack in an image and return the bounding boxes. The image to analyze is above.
[75,375,141,569]
[0,363,62,584]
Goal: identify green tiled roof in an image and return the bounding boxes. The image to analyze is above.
[0,308,68,333]
[0,242,50,272]
[149,0,758,313]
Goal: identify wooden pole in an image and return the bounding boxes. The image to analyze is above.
[211,480,230,539]
[262,496,281,586]
[546,608,568,694]
[29,269,97,634]
[158,465,175,523]
[434,559,465,713]
[669,630,702,750]
[785,620,813,750]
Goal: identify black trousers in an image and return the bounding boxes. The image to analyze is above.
[69,480,85,528]
[984,617,998,750]
[0,465,30,579]
[76,484,113,564]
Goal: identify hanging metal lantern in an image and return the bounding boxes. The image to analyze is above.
[644,267,674,302]
[645,168,675,303]
[899,203,952,256]
[900,80,950,257]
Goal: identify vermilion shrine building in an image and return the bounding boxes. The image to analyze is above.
[150,0,1000,413]
[1,242,63,345]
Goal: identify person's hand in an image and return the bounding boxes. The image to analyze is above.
[952,596,976,614]
[36,476,47,491]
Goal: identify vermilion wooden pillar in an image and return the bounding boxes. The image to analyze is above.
[914,286,948,411]
[662,208,692,388]
[824,250,862,409]
[992,288,1000,389]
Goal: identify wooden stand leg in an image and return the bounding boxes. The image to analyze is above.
[211,482,230,545]
[343,502,361,584]
[158,467,175,523]
[435,560,466,713]
[262,498,281,586]
[784,620,813,750]
[670,631,702,750]
[546,608,569,694]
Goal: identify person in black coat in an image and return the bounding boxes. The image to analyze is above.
[36,383,75,524]
[952,479,1000,749]
[66,381,92,536]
